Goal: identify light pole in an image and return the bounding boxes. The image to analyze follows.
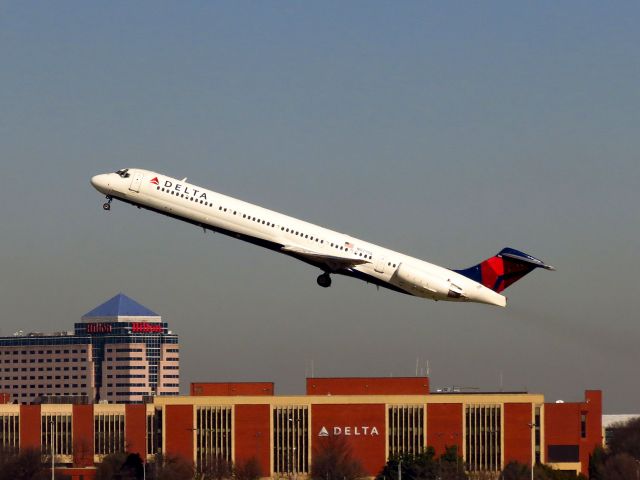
[49,419,55,480]
[527,422,537,480]
[398,459,402,480]
[293,447,297,480]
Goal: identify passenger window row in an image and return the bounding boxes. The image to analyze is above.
[156,185,375,261]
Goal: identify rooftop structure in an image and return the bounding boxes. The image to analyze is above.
[82,293,159,321]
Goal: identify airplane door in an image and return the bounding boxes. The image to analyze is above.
[129,172,143,192]
[374,257,386,274]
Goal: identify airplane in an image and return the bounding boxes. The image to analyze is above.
[91,168,554,307]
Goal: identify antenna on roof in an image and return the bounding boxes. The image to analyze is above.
[305,359,315,378]
[416,357,429,377]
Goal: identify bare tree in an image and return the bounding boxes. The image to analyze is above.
[590,417,640,480]
[0,448,48,480]
[311,435,365,480]
[438,446,467,480]
[95,452,132,480]
[146,452,195,480]
[607,417,640,460]
[469,472,499,480]
[602,453,640,480]
[235,456,262,480]
[501,461,529,480]
[501,462,587,480]
[73,437,94,468]
[199,453,233,480]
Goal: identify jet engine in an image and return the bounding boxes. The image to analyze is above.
[394,263,466,300]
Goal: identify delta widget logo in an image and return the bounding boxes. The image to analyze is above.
[150,177,159,185]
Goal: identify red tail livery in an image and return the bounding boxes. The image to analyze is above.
[455,248,555,293]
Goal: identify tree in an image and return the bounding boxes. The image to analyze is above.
[589,445,607,480]
[501,461,529,480]
[438,446,467,480]
[405,448,439,480]
[95,452,138,480]
[199,454,233,480]
[377,447,467,480]
[74,437,95,468]
[501,461,587,480]
[607,417,640,460]
[235,457,262,480]
[602,453,640,480]
[311,435,365,480]
[0,448,48,480]
[121,453,145,480]
[588,417,640,480]
[146,452,195,480]
[533,464,586,480]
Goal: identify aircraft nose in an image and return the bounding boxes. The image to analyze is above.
[90,174,110,194]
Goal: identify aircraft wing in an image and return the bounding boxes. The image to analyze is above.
[281,245,370,272]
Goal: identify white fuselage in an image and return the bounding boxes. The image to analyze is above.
[91,168,506,307]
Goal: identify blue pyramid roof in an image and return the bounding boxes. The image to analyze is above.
[83,293,158,318]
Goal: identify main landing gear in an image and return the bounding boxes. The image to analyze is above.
[317,273,332,288]
[102,196,112,211]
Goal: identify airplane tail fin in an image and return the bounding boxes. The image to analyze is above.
[454,248,555,293]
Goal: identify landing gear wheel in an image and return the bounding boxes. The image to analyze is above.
[102,202,111,211]
[317,273,332,288]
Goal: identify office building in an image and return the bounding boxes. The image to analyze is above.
[0,377,602,479]
[0,294,179,403]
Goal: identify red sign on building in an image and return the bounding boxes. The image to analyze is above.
[131,323,163,334]
[86,323,112,334]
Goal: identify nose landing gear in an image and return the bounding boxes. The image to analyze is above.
[102,196,112,211]
[317,273,332,288]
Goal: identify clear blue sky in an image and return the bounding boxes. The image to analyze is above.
[1,2,638,412]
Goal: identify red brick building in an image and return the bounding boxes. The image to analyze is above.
[0,377,601,479]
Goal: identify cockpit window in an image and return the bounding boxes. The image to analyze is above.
[115,169,130,178]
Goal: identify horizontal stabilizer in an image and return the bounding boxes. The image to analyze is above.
[499,248,555,271]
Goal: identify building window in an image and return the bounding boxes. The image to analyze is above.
[388,405,424,457]
[465,404,501,473]
[547,444,579,463]
[195,406,232,473]
[535,406,541,464]
[0,414,19,452]
[147,410,162,457]
[273,406,308,476]
[581,413,587,438]
[94,414,125,455]
[41,414,72,457]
